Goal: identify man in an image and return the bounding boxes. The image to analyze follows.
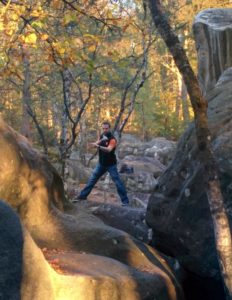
[76,121,129,206]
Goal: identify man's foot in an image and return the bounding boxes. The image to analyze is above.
[72,195,87,203]
[121,203,129,207]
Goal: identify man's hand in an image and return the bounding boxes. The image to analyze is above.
[89,139,116,153]
[90,142,99,148]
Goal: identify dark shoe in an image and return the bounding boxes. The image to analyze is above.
[121,203,129,207]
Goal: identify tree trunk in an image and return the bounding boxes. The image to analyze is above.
[176,69,190,123]
[176,70,181,120]
[60,68,72,177]
[52,101,60,143]
[148,1,232,298]
[21,49,48,154]
[21,50,32,140]
[180,78,190,123]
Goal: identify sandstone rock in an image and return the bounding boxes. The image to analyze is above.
[0,118,68,217]
[66,158,92,183]
[121,172,157,193]
[0,200,23,300]
[144,138,176,166]
[120,155,166,178]
[85,202,149,243]
[0,200,177,300]
[118,135,148,158]
[193,8,232,95]
[146,8,232,281]
[0,118,184,300]
[118,135,176,166]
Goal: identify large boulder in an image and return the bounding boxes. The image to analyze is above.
[117,134,176,165]
[97,155,165,207]
[0,200,176,300]
[0,200,23,300]
[120,155,166,178]
[146,8,232,283]
[0,118,184,300]
[144,138,177,166]
[117,134,148,159]
[194,8,232,95]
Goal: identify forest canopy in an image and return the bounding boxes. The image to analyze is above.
[0,0,230,152]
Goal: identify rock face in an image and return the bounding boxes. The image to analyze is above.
[107,136,174,196]
[146,8,232,282]
[0,117,67,219]
[0,200,23,300]
[194,8,232,95]
[0,118,184,300]
[118,135,176,166]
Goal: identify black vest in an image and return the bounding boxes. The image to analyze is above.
[98,132,117,166]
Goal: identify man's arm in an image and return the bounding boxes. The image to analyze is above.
[92,139,117,153]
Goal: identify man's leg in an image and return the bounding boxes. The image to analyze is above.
[78,164,106,199]
[108,165,129,205]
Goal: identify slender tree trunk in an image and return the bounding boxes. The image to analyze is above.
[141,101,146,142]
[148,1,232,298]
[18,47,49,153]
[176,70,181,120]
[181,78,190,123]
[52,101,60,142]
[177,72,190,123]
[60,68,72,176]
[21,49,48,154]
[78,119,87,166]
[21,50,32,140]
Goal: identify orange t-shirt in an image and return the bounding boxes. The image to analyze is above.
[108,138,117,150]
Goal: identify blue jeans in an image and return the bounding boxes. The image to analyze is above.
[79,164,129,204]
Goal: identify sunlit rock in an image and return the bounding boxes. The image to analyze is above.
[0,118,184,299]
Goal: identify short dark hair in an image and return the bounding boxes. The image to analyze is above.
[102,121,111,128]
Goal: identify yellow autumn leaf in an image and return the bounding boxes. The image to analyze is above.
[0,21,4,31]
[10,12,19,21]
[5,29,13,36]
[74,37,82,47]
[56,45,66,54]
[88,45,96,52]
[31,10,40,17]
[41,34,49,41]
[25,33,37,44]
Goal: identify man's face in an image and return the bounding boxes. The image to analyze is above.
[102,124,110,134]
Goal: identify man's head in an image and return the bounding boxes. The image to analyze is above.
[102,121,111,134]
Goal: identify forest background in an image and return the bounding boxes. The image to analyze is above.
[0,0,231,164]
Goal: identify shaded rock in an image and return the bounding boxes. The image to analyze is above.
[0,200,23,300]
[144,138,177,166]
[66,158,92,183]
[87,202,149,242]
[0,200,172,300]
[120,155,166,178]
[113,156,165,195]
[97,156,162,196]
[0,118,184,300]
[117,135,176,165]
[120,172,157,193]
[146,8,232,283]
[193,8,232,95]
